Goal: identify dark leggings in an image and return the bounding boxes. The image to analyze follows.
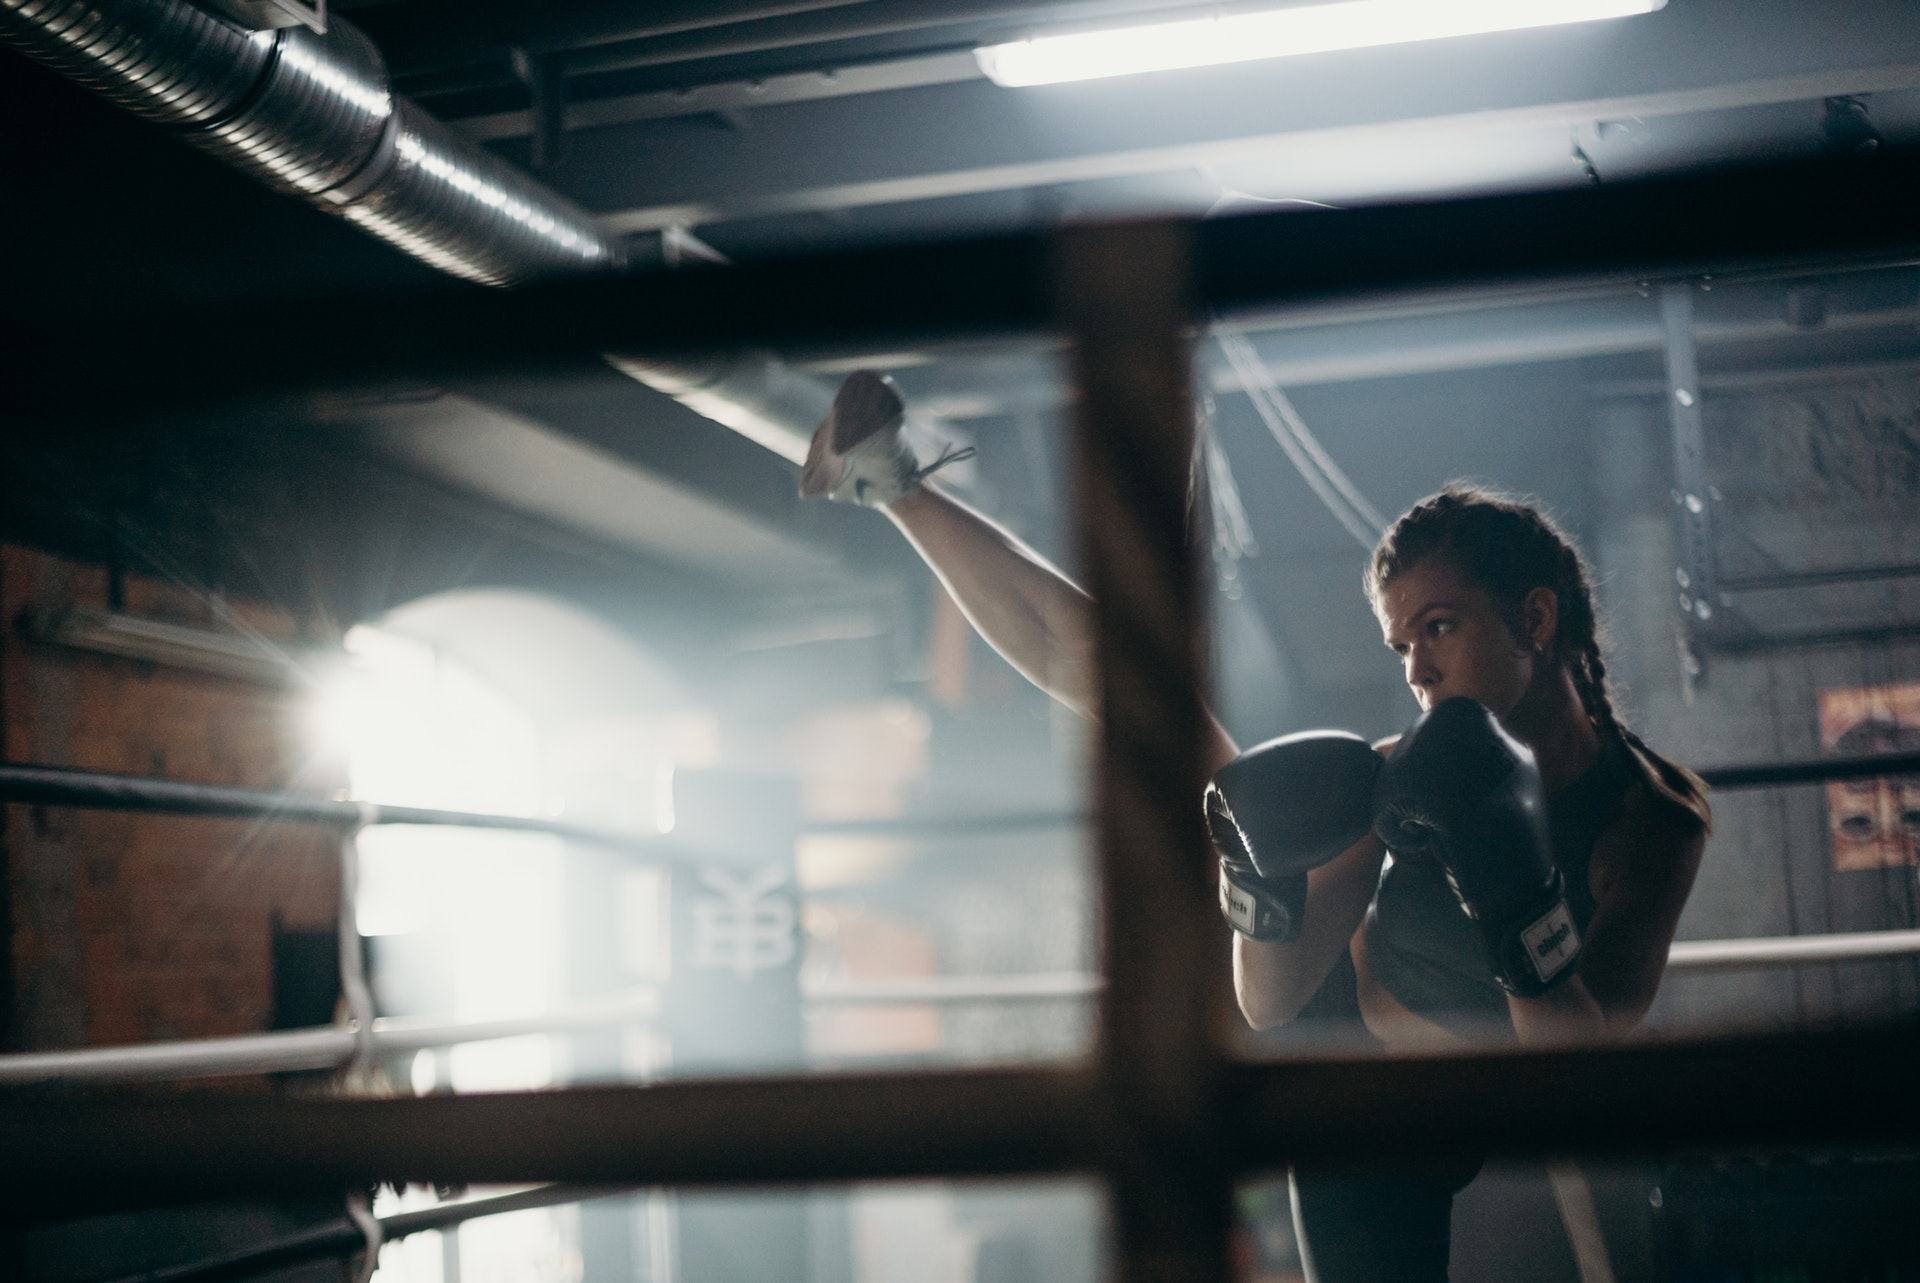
[1291,1159,1482,1283]
[1277,959,1481,1280]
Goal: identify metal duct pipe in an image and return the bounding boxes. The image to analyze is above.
[1,0,618,285]
[2,0,837,451]
[604,350,832,464]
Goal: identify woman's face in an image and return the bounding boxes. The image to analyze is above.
[1375,555,1540,720]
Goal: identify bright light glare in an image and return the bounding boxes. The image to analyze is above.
[975,0,1664,87]
[323,624,562,1097]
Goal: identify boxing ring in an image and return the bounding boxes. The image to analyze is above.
[8,156,1920,1282]
[1,745,1915,1090]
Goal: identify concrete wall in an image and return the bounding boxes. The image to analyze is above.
[1,545,340,1053]
[1588,376,1920,1034]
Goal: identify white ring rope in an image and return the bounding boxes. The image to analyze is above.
[3,931,1913,1086]
[1664,927,1920,971]
[0,987,662,1086]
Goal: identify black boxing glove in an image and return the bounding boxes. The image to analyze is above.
[1372,697,1581,997]
[1206,731,1381,942]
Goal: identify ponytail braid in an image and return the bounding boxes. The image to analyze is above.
[1573,642,1612,732]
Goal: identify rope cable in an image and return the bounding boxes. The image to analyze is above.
[1219,326,1388,531]
[1200,415,1259,567]
[1213,325,1387,550]
[346,1192,384,1283]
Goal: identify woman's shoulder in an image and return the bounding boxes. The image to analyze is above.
[1588,730,1709,906]
[1616,729,1712,840]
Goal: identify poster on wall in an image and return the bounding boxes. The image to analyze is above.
[1817,681,1920,871]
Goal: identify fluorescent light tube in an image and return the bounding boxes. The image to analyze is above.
[976,0,1664,87]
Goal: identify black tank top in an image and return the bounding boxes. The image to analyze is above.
[1363,730,1635,1038]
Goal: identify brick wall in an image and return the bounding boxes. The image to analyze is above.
[1,544,342,1052]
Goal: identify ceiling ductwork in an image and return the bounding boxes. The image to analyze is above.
[603,352,830,465]
[0,0,617,285]
[0,0,843,450]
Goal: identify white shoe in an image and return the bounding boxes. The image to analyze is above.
[800,370,973,507]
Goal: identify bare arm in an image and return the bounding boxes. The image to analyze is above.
[888,485,1238,766]
[1506,786,1706,1044]
[1235,830,1387,1030]
[887,486,1096,716]
[1234,737,1400,1030]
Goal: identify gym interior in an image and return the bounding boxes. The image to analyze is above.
[4,1,1920,1280]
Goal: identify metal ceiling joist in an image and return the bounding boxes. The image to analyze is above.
[1204,291,1920,392]
[555,0,1192,78]
[328,391,842,583]
[360,0,877,77]
[16,155,1920,418]
[457,48,982,141]
[562,0,1920,234]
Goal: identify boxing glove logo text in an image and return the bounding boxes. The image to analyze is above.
[1520,902,1580,984]
[1219,873,1259,937]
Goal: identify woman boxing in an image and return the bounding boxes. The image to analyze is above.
[801,369,1710,1280]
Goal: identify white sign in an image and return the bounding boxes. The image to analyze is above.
[691,865,796,980]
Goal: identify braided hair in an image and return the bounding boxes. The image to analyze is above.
[1364,483,1709,822]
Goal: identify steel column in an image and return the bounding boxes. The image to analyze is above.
[1660,282,1718,692]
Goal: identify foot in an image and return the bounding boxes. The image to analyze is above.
[800,371,973,507]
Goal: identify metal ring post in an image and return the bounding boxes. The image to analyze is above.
[340,804,381,1074]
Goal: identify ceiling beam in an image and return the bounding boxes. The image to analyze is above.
[457,50,981,141]
[1207,293,1920,391]
[359,0,874,77]
[321,389,846,585]
[550,0,1920,234]
[556,0,1194,78]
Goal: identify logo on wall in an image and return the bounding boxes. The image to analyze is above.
[1819,681,1920,871]
[691,865,797,979]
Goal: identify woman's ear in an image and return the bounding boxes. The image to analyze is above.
[1522,586,1560,655]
